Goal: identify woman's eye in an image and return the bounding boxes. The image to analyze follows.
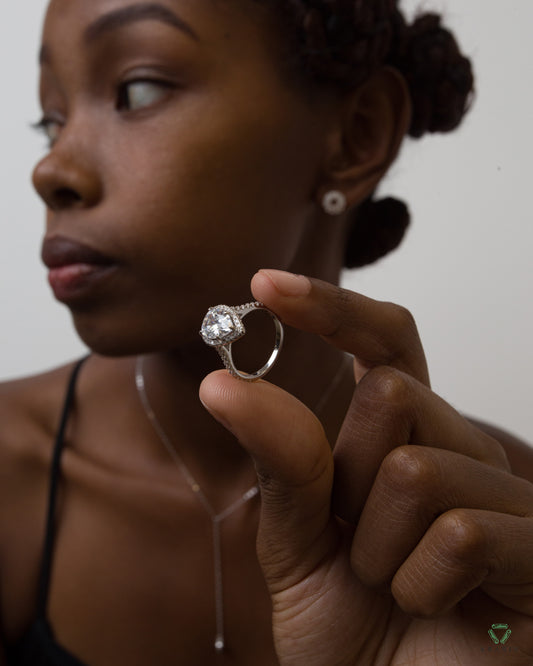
[32,118,63,148]
[117,80,170,112]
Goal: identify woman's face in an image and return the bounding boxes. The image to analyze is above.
[34,0,334,355]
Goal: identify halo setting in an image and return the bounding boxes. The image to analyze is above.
[200,302,283,381]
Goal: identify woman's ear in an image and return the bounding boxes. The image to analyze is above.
[319,67,411,208]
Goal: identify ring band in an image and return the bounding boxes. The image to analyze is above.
[200,301,284,381]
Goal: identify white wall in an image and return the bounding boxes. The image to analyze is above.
[0,3,88,379]
[1,2,532,443]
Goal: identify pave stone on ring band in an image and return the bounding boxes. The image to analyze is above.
[200,301,284,381]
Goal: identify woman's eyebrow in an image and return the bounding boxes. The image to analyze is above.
[83,3,200,44]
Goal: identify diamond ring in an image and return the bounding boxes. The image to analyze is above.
[200,301,284,381]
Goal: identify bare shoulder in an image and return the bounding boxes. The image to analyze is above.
[0,361,88,639]
[0,361,80,460]
[468,417,533,483]
[0,361,83,533]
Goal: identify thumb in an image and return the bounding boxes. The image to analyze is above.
[199,370,338,593]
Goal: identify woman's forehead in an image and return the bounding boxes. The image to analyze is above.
[43,0,264,33]
[39,0,292,95]
[41,0,278,55]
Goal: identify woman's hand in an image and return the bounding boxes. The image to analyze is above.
[199,270,533,665]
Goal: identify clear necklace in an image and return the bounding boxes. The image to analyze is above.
[134,353,350,653]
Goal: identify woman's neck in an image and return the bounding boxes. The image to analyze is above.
[135,325,352,497]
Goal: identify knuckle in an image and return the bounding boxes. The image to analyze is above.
[383,303,424,366]
[435,509,488,564]
[325,286,356,337]
[335,285,355,311]
[359,366,414,416]
[386,302,418,336]
[379,446,437,500]
[256,467,276,492]
[392,510,490,619]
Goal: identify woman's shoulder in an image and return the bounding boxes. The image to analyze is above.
[0,361,83,485]
[0,361,90,558]
[0,362,85,636]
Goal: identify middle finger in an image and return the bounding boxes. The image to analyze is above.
[332,366,510,522]
[350,445,533,589]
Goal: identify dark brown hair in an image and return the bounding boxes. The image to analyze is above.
[257,1,475,267]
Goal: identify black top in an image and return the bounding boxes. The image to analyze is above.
[6,357,89,666]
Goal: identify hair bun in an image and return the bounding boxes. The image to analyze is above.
[391,13,474,138]
[344,196,410,268]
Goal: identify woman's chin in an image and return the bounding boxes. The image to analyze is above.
[70,314,204,360]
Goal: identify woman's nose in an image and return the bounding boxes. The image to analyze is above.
[32,133,103,211]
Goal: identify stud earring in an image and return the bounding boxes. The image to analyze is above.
[322,190,347,216]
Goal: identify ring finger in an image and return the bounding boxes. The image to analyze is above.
[351,445,533,590]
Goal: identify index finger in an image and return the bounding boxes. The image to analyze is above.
[251,269,430,386]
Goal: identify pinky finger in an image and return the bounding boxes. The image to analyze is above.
[391,509,533,618]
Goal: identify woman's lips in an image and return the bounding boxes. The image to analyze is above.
[41,236,118,302]
[47,263,117,302]
[41,235,114,268]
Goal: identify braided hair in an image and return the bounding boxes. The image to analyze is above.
[255,0,475,267]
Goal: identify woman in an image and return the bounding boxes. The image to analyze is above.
[1,0,532,664]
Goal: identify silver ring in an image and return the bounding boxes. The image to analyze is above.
[200,301,284,381]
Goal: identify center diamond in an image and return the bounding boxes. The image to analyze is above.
[200,305,245,347]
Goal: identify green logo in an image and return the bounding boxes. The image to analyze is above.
[488,623,511,645]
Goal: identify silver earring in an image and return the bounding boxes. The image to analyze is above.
[322,190,347,216]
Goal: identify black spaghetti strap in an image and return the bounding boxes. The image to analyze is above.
[36,357,90,618]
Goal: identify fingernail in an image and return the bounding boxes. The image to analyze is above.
[260,269,311,297]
